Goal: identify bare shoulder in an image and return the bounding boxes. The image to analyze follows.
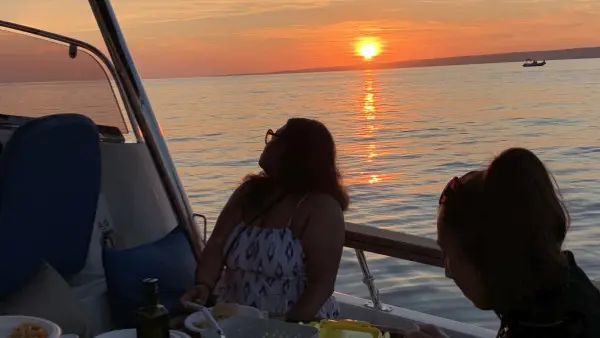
[306,193,341,209]
[302,193,345,244]
[306,193,344,221]
[229,181,252,203]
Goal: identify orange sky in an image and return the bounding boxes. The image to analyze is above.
[3,0,600,77]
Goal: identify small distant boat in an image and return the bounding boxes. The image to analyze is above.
[523,59,546,67]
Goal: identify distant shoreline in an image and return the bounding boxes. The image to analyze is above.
[201,46,599,79]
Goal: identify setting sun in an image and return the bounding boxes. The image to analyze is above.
[355,38,382,61]
[361,44,377,59]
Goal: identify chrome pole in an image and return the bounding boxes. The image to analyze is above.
[87,0,204,257]
[355,249,392,312]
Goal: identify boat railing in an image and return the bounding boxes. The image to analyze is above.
[345,222,443,311]
[345,222,443,267]
[345,222,600,311]
[194,218,442,312]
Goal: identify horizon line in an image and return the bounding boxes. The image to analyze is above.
[142,45,600,80]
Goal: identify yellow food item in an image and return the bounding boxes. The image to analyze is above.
[211,303,236,318]
[9,323,48,338]
[192,320,209,329]
[193,303,234,328]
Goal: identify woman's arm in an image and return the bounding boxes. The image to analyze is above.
[286,194,345,322]
[194,183,247,289]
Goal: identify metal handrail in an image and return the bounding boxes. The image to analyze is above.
[193,213,208,245]
[355,249,392,312]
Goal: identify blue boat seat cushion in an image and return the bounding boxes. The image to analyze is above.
[0,114,101,299]
[103,226,196,328]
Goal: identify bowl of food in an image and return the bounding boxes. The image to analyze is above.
[184,303,265,334]
[0,316,61,338]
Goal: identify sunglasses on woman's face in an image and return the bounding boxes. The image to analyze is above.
[265,129,281,144]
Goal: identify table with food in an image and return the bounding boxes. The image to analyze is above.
[0,304,407,338]
[180,302,407,338]
[0,278,408,338]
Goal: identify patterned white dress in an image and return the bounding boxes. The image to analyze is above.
[213,195,340,319]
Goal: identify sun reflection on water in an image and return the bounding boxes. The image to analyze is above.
[362,70,382,184]
[339,69,405,186]
[367,144,378,160]
[363,75,376,120]
[368,175,382,184]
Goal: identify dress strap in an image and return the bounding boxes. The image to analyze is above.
[248,193,286,226]
[224,193,286,260]
[286,193,309,228]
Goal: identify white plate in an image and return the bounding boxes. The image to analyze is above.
[184,304,265,334]
[94,329,190,338]
[0,315,61,338]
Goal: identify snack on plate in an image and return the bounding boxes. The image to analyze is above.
[211,303,237,320]
[193,303,236,328]
[9,323,48,338]
[192,320,210,329]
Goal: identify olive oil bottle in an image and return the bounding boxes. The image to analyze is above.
[135,278,170,338]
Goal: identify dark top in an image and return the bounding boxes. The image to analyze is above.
[496,251,600,338]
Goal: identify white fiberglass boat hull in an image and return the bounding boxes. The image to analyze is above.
[335,292,496,338]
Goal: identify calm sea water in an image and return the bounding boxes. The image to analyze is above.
[146,59,600,330]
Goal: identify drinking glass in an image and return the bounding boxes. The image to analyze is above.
[260,294,288,320]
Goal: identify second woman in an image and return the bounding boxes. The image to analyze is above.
[182,118,348,323]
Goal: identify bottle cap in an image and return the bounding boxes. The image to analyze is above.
[142,278,158,284]
[142,278,159,294]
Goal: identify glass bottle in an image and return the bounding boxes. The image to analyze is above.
[135,278,170,338]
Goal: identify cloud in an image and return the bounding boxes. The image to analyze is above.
[112,0,339,25]
[2,0,341,34]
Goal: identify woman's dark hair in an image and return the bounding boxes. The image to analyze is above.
[243,118,349,211]
[441,147,570,311]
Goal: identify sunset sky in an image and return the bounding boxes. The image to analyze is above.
[3,0,600,77]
